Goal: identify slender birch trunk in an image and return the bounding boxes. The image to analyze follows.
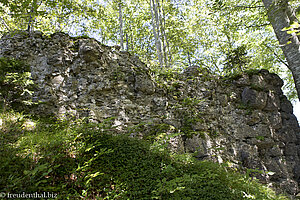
[151,0,163,67]
[161,0,172,66]
[119,1,124,51]
[188,51,192,67]
[126,33,129,51]
[157,0,168,67]
[27,0,37,32]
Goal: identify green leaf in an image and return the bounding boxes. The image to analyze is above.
[287,30,299,34]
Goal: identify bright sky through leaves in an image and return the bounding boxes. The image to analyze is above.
[293,101,300,122]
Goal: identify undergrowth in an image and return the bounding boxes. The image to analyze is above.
[0,110,288,200]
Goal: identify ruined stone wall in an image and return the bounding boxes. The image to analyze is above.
[0,31,299,197]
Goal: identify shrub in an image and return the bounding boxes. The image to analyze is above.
[0,110,289,200]
[0,57,34,111]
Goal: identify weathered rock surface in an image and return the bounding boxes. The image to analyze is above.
[0,31,300,197]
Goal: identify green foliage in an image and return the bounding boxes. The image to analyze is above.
[129,122,176,142]
[256,136,265,141]
[151,65,181,85]
[0,0,99,34]
[283,71,298,102]
[0,57,34,111]
[170,97,205,138]
[282,22,300,37]
[224,45,250,74]
[0,109,289,200]
[222,68,261,82]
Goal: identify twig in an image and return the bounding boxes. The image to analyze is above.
[234,5,264,9]
[273,51,289,68]
[245,23,270,28]
[0,17,11,31]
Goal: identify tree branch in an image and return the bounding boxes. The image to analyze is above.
[234,5,265,9]
[0,17,11,31]
[264,42,290,67]
[273,51,290,68]
[245,23,270,28]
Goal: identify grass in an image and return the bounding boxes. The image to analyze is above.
[0,109,289,200]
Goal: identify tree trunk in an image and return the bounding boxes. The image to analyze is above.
[151,0,163,67]
[126,33,129,51]
[188,51,192,67]
[27,0,38,32]
[155,0,166,66]
[161,0,172,66]
[119,1,124,51]
[0,17,10,31]
[158,0,171,67]
[262,0,300,100]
